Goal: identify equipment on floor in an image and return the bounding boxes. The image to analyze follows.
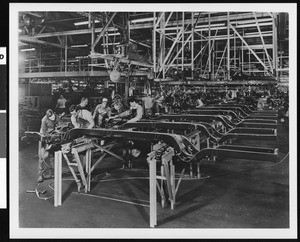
[22,101,280,227]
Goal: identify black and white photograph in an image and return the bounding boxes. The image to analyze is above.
[9,3,297,239]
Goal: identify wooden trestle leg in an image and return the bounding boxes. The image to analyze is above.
[54,151,62,207]
[149,156,157,228]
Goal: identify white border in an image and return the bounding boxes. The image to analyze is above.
[10,3,297,239]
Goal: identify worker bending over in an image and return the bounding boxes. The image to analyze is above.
[69,104,95,129]
[37,109,60,183]
[110,96,143,123]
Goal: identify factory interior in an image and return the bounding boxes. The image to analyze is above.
[10,5,297,239]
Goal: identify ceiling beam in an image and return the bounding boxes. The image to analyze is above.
[19,36,64,49]
[19,70,110,78]
[19,26,118,38]
[19,36,80,51]
[90,52,153,68]
[130,12,271,29]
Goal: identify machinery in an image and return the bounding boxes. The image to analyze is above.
[22,101,280,227]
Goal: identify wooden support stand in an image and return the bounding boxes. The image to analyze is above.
[54,150,62,207]
[147,143,185,227]
[53,137,124,206]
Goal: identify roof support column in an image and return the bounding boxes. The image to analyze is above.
[91,13,95,71]
[191,12,194,79]
[181,12,185,71]
[159,13,166,78]
[208,13,211,80]
[227,12,230,81]
[153,12,157,74]
[272,13,278,78]
[64,35,67,73]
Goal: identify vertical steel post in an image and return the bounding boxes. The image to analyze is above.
[64,35,67,73]
[248,50,251,74]
[91,13,95,72]
[160,13,166,79]
[181,12,184,71]
[241,29,244,73]
[153,12,156,74]
[234,28,236,69]
[227,12,230,81]
[191,12,194,79]
[208,13,211,80]
[272,13,278,78]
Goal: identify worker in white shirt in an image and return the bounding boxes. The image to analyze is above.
[55,94,67,115]
[109,96,143,123]
[142,93,154,117]
[69,104,95,129]
[92,97,112,127]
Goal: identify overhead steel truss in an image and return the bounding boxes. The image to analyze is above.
[146,12,284,81]
[18,11,288,82]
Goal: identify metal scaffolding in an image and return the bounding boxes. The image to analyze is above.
[18,11,288,83]
[146,12,284,82]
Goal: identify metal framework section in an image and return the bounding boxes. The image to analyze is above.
[18,11,288,82]
[146,12,287,82]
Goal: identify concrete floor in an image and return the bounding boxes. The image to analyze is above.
[18,121,289,229]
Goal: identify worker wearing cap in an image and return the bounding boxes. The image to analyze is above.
[37,109,60,183]
[92,98,112,127]
[110,96,143,123]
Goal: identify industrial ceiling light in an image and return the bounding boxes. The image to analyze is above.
[102,42,121,46]
[75,56,89,59]
[131,17,157,23]
[106,32,121,36]
[74,20,100,26]
[20,48,35,52]
[70,44,88,48]
[110,70,121,82]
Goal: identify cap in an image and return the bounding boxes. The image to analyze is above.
[102,98,108,103]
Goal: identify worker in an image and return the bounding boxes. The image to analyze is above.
[69,104,95,129]
[92,97,112,127]
[37,109,59,183]
[55,94,67,116]
[196,96,204,108]
[109,96,143,123]
[142,93,154,117]
[77,96,89,110]
[153,91,165,114]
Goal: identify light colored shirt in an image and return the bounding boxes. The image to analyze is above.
[142,96,154,109]
[118,104,143,123]
[56,98,67,108]
[196,99,204,107]
[93,104,111,119]
[71,109,94,129]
